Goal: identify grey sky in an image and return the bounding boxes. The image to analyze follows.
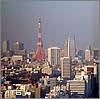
[1,1,99,51]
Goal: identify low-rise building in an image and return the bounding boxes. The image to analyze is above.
[5,90,25,98]
[67,79,86,95]
[12,55,23,65]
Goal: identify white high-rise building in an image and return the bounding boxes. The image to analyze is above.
[67,36,76,59]
[85,46,91,61]
[85,49,91,61]
[48,47,61,67]
[61,57,71,79]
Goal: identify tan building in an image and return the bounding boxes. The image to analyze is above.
[84,64,97,75]
[67,79,86,95]
[85,49,91,61]
[5,90,25,98]
[12,55,23,65]
[42,61,52,75]
[32,83,41,98]
[2,40,9,53]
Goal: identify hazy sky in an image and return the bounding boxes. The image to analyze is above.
[1,1,99,51]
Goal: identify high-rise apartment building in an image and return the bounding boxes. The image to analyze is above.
[48,47,61,67]
[61,57,71,79]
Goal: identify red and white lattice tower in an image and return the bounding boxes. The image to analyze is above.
[35,18,45,61]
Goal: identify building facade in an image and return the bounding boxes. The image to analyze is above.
[61,57,71,79]
[67,79,86,95]
[93,49,99,60]
[2,40,10,53]
[85,49,91,61]
[48,47,61,67]
[13,41,24,53]
[67,36,76,59]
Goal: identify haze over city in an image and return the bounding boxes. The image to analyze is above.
[1,1,99,51]
[1,1,100,98]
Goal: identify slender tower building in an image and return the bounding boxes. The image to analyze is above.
[35,18,45,61]
[67,36,76,59]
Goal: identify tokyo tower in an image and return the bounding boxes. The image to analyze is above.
[35,18,45,61]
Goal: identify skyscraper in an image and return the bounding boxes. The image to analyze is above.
[13,41,24,53]
[61,57,71,79]
[48,47,61,67]
[78,50,85,61]
[67,36,76,59]
[35,18,45,61]
[85,46,91,61]
[63,40,68,57]
[2,40,10,53]
[93,49,99,60]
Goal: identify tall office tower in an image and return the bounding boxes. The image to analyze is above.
[35,18,45,61]
[85,46,91,61]
[13,41,24,52]
[93,49,99,60]
[63,40,68,57]
[60,49,64,57]
[61,57,71,79]
[48,47,61,67]
[2,40,10,53]
[67,36,76,59]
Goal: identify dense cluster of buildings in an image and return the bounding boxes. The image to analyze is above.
[1,18,99,98]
